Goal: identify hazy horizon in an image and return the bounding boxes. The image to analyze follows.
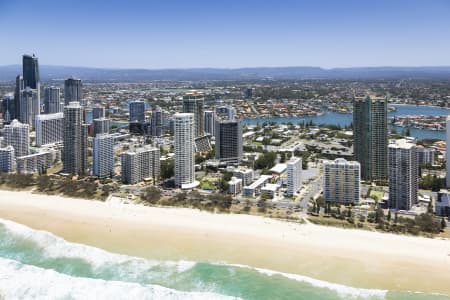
[1,0,450,69]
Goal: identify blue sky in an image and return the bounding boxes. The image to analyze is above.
[1,0,450,68]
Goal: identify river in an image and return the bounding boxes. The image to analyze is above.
[243,104,449,140]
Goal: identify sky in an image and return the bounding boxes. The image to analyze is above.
[1,0,450,69]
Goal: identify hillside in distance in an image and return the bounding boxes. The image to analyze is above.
[1,65,450,81]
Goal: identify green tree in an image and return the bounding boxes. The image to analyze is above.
[141,186,162,204]
[160,159,174,179]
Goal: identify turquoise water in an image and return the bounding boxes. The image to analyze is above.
[0,218,448,300]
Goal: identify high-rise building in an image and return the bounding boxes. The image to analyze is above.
[4,120,29,158]
[324,158,361,205]
[203,110,215,135]
[14,75,24,121]
[121,146,160,184]
[63,102,87,176]
[151,106,164,137]
[447,116,450,188]
[93,134,114,178]
[19,87,40,128]
[44,86,62,114]
[0,146,16,173]
[286,157,302,196]
[129,100,145,123]
[92,106,106,120]
[64,78,83,105]
[417,145,435,166]
[215,105,236,120]
[2,94,15,123]
[22,54,40,89]
[16,151,53,174]
[215,118,243,165]
[183,91,204,137]
[93,118,111,136]
[353,96,388,182]
[174,113,197,188]
[35,113,64,146]
[244,87,253,99]
[388,139,418,211]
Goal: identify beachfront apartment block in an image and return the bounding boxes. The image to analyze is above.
[174,113,197,189]
[233,168,254,186]
[215,118,243,165]
[16,151,53,174]
[243,175,272,197]
[0,146,15,173]
[286,157,302,196]
[323,158,360,204]
[228,177,243,196]
[388,139,418,211]
[353,96,388,182]
[19,87,40,129]
[4,119,29,158]
[93,134,114,179]
[35,113,64,147]
[121,146,160,184]
[63,102,88,176]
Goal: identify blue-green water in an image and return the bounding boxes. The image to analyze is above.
[0,218,448,300]
[243,105,449,140]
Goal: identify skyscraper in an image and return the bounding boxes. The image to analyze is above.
[388,139,418,211]
[174,113,197,188]
[4,120,30,158]
[93,118,111,136]
[286,157,302,197]
[323,158,361,205]
[215,118,243,165]
[2,94,15,123]
[129,100,145,123]
[22,54,40,90]
[64,78,83,105]
[44,87,62,114]
[63,102,87,176]
[446,116,450,188]
[151,105,164,137]
[93,134,114,178]
[19,87,40,128]
[183,91,204,137]
[92,105,106,120]
[203,110,215,135]
[35,113,64,146]
[14,75,24,122]
[353,96,388,182]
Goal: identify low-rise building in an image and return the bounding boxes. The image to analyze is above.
[228,176,242,196]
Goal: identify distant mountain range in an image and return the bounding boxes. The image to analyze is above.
[1,65,450,81]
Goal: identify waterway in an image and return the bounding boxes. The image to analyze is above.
[243,104,449,140]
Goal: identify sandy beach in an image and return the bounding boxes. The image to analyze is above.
[0,189,449,295]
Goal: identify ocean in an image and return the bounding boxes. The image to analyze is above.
[0,218,448,300]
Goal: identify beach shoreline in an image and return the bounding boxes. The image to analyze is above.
[0,189,449,295]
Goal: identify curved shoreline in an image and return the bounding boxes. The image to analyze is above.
[0,189,449,295]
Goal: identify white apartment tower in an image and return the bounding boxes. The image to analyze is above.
[388,139,418,211]
[93,134,114,178]
[323,158,360,204]
[174,113,197,188]
[4,119,29,158]
[286,157,302,196]
[35,113,64,146]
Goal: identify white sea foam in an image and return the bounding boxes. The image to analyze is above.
[215,263,388,300]
[0,257,239,300]
[0,217,196,274]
